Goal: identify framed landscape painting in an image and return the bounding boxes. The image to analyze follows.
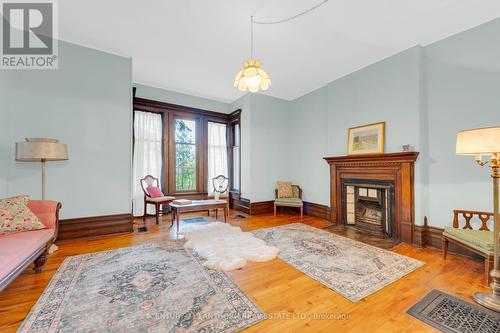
[347,122,385,155]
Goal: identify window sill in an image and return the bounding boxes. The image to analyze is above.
[167,191,208,197]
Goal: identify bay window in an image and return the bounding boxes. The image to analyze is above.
[133,97,241,200]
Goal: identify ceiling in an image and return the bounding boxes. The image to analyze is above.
[59,0,500,102]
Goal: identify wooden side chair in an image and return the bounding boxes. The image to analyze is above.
[140,175,175,225]
[207,175,230,212]
[442,209,494,284]
[274,182,303,219]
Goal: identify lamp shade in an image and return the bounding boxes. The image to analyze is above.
[456,126,500,155]
[16,138,68,161]
[234,59,271,93]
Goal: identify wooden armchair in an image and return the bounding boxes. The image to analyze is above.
[442,209,494,284]
[274,184,303,218]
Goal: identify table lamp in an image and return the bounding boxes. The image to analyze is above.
[456,126,500,311]
[15,138,69,200]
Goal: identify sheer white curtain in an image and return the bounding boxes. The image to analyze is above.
[132,111,163,216]
[207,122,228,194]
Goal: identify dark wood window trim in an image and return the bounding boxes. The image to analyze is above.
[228,109,241,193]
[133,97,241,198]
[134,98,231,122]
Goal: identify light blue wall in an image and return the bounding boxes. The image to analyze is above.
[326,46,423,155]
[230,93,290,202]
[134,83,230,114]
[248,94,291,202]
[424,19,500,227]
[1,40,133,219]
[289,87,329,205]
[283,19,500,228]
[326,46,425,224]
[286,47,424,213]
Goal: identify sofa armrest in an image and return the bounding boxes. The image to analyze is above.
[27,200,61,233]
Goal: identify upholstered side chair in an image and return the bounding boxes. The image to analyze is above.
[140,175,175,225]
[274,184,303,219]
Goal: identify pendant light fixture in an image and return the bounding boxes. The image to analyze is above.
[234,16,271,93]
[233,1,330,93]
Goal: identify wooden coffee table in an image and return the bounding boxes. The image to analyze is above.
[169,199,228,233]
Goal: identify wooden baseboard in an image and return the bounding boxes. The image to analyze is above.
[303,202,331,220]
[233,199,251,214]
[250,201,274,215]
[413,224,425,247]
[414,217,481,259]
[58,213,133,241]
[249,200,331,220]
[229,191,251,215]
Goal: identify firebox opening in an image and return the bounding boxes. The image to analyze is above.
[342,179,395,241]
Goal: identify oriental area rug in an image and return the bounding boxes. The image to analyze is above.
[18,241,264,333]
[253,223,424,302]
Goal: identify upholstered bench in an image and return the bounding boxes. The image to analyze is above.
[442,210,494,284]
[0,200,61,291]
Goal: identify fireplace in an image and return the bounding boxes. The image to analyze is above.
[324,152,419,244]
[342,179,395,239]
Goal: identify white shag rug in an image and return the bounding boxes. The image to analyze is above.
[179,222,279,271]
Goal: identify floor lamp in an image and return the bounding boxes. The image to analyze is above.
[456,126,500,311]
[15,138,69,200]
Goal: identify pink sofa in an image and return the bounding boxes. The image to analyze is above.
[0,200,61,291]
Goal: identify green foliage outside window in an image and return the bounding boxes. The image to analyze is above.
[175,119,196,191]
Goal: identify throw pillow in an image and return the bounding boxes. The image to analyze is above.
[147,186,164,198]
[277,181,293,198]
[0,195,46,235]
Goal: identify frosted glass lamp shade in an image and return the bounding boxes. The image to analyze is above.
[16,138,69,161]
[234,59,271,93]
[456,126,500,156]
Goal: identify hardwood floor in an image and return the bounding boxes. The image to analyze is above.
[0,211,489,332]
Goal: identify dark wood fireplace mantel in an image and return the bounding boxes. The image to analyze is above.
[324,152,419,243]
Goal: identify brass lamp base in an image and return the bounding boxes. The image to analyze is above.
[473,291,500,312]
[474,268,500,312]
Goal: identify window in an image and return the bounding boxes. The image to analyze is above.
[175,118,196,191]
[133,98,241,198]
[207,122,228,193]
[132,111,163,216]
[231,122,241,191]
